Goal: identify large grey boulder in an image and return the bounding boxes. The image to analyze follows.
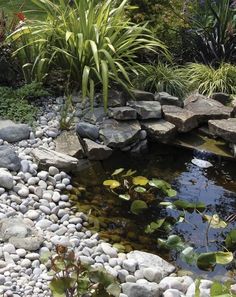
[0,145,21,171]
[0,217,44,251]
[184,94,232,123]
[127,251,175,277]
[31,147,79,172]
[208,118,236,143]
[76,121,99,141]
[99,119,141,148]
[155,92,183,108]
[109,106,137,120]
[162,105,198,132]
[55,130,85,158]
[141,120,176,142]
[128,101,162,120]
[122,282,160,297]
[0,120,30,143]
[83,138,113,160]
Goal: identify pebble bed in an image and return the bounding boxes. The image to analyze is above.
[0,97,232,297]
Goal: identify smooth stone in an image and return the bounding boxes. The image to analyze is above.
[9,237,44,252]
[163,289,183,297]
[143,268,162,283]
[101,243,118,258]
[0,121,30,143]
[83,138,113,160]
[0,170,13,189]
[123,259,137,273]
[209,118,236,144]
[122,282,160,297]
[0,146,21,171]
[76,121,99,141]
[160,276,193,293]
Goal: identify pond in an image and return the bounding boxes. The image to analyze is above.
[71,143,236,280]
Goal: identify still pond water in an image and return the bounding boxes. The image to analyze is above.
[73,143,236,280]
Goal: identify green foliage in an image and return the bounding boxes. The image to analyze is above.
[59,95,75,130]
[0,83,43,123]
[135,63,188,99]
[184,63,236,96]
[8,0,168,109]
[42,245,121,297]
[225,229,236,251]
[210,281,236,297]
[16,81,49,99]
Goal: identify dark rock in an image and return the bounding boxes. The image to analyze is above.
[109,106,137,120]
[162,105,198,132]
[0,145,21,171]
[0,120,30,143]
[31,147,78,172]
[73,159,106,185]
[156,92,183,107]
[129,89,155,101]
[55,130,85,158]
[76,121,99,141]
[83,107,107,124]
[141,120,176,142]
[99,119,141,148]
[130,139,148,156]
[107,89,127,107]
[83,138,113,160]
[128,101,162,120]
[209,118,236,143]
[211,93,231,105]
[184,94,232,123]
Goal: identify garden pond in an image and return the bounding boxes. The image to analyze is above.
[71,143,236,280]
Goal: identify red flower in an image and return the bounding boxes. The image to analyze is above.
[16,12,25,22]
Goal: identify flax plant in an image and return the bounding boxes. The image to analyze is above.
[8,0,168,108]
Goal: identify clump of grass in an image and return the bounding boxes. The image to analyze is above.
[185,63,236,96]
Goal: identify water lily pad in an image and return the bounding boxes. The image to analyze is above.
[112,168,125,176]
[158,235,185,251]
[165,188,177,197]
[134,186,147,193]
[173,200,205,211]
[130,200,148,215]
[122,169,137,177]
[215,252,233,265]
[191,158,213,168]
[225,229,236,251]
[118,194,131,200]
[132,176,149,186]
[203,214,227,229]
[180,247,197,264]
[149,179,176,197]
[145,218,166,234]
[197,251,233,271]
[103,180,121,189]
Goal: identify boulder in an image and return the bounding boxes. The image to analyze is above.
[0,217,44,251]
[128,101,162,120]
[99,119,141,148]
[127,251,175,277]
[0,145,21,171]
[109,106,137,120]
[184,94,232,123]
[83,107,107,124]
[156,92,183,107]
[162,105,198,132]
[83,138,113,160]
[0,120,30,143]
[55,130,85,158]
[76,121,99,141]
[208,118,236,143]
[129,89,155,101]
[107,89,127,107]
[211,92,230,105]
[122,282,160,297]
[31,147,78,172]
[141,120,176,142]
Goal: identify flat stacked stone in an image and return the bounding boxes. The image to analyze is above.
[83,138,113,160]
[156,92,183,107]
[128,101,162,120]
[141,120,176,142]
[209,118,236,143]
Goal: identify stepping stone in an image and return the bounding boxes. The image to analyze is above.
[109,106,137,120]
[55,130,85,158]
[141,119,176,142]
[0,120,30,143]
[128,101,162,120]
[83,138,112,160]
[162,105,198,132]
[184,94,232,123]
[31,147,79,172]
[156,92,183,107]
[99,119,141,148]
[209,118,236,143]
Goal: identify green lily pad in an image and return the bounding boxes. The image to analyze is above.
[112,168,124,176]
[103,180,121,189]
[196,251,233,271]
[132,176,149,186]
[134,186,147,193]
[158,235,185,251]
[118,194,131,201]
[130,200,148,215]
[226,229,236,251]
[145,218,166,234]
[173,200,205,211]
[149,179,176,197]
[203,214,227,229]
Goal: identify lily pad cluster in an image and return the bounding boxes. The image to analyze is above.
[103,168,177,215]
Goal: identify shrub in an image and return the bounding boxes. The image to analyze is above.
[185,63,236,96]
[8,0,168,108]
[135,63,188,99]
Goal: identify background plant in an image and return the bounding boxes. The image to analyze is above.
[9,0,168,108]
[184,63,236,96]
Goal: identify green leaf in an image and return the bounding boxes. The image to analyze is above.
[145,218,165,234]
[118,194,131,200]
[65,31,73,42]
[111,168,125,176]
[40,251,52,264]
[215,252,233,265]
[134,186,147,193]
[132,176,149,186]
[225,229,236,251]
[180,247,197,264]
[158,235,185,251]
[103,180,120,189]
[130,200,148,215]
[149,178,176,197]
[210,281,232,297]
[165,188,177,197]
[106,283,121,297]
[173,200,205,212]
[203,214,227,229]
[197,252,216,271]
[122,169,137,177]
[49,277,75,297]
